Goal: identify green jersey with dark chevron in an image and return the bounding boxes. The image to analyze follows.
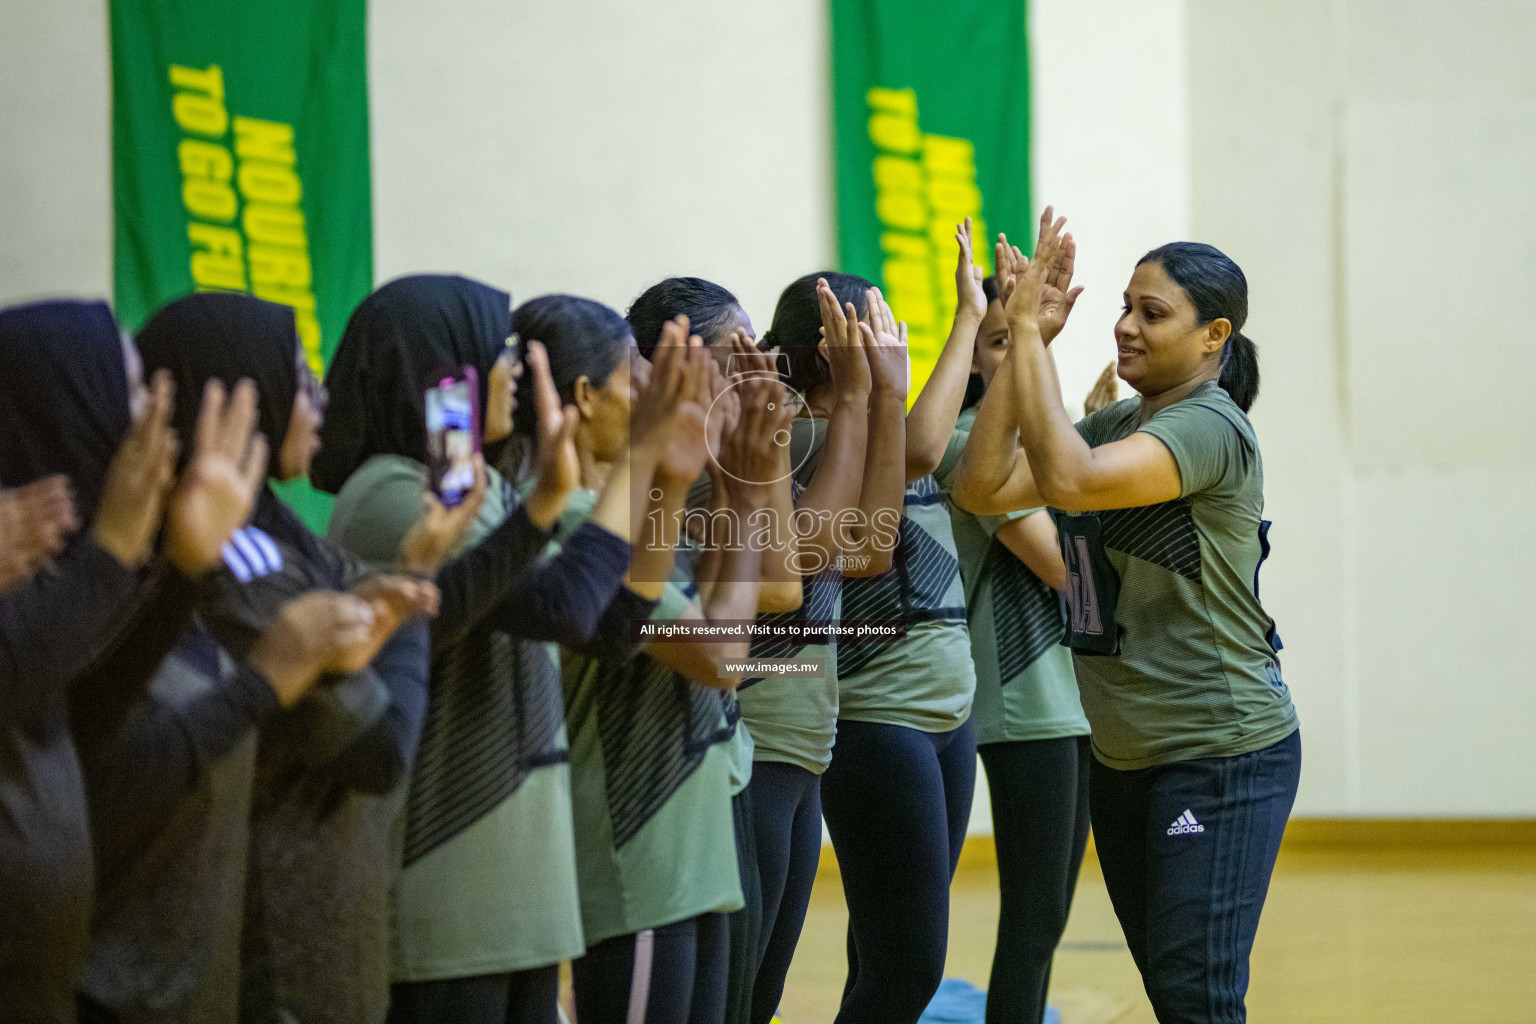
[328,456,584,979]
[559,498,743,944]
[686,416,841,778]
[939,410,1089,746]
[836,461,976,733]
[1065,382,1298,769]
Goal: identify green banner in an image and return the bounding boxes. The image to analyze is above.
[830,0,1030,401]
[110,0,371,528]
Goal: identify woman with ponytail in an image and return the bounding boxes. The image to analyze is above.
[954,217,1298,1024]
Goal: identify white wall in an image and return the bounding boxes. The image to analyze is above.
[3,0,1529,819]
[0,0,113,305]
[1187,0,1536,815]
[370,0,835,331]
[1031,0,1190,419]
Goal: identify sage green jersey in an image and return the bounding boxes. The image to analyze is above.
[328,456,584,978]
[737,415,842,774]
[835,444,976,733]
[939,411,1089,746]
[1064,382,1298,769]
[559,492,743,944]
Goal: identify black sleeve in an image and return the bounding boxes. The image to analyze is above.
[0,540,143,720]
[70,563,201,765]
[429,503,556,656]
[571,586,659,660]
[481,524,632,648]
[84,632,281,882]
[324,617,431,794]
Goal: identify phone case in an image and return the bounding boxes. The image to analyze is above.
[425,364,482,509]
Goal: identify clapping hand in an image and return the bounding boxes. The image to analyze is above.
[0,476,78,594]
[955,217,988,326]
[817,280,873,403]
[861,287,909,403]
[94,370,179,569]
[163,380,270,576]
[245,590,379,706]
[657,336,713,487]
[704,355,741,482]
[632,317,712,487]
[1084,361,1120,415]
[1033,207,1083,344]
[629,317,691,450]
[717,375,795,509]
[1003,212,1068,339]
[525,340,581,529]
[324,575,440,675]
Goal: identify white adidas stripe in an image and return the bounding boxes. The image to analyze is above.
[230,530,266,575]
[221,527,284,583]
[246,527,283,573]
[222,541,253,583]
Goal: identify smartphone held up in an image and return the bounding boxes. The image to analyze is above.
[425,366,481,509]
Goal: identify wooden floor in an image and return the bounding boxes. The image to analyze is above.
[777,840,1536,1023]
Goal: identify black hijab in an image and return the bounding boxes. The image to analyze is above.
[134,292,301,459]
[311,274,511,494]
[0,299,130,520]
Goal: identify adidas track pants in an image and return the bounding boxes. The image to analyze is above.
[1090,729,1301,1024]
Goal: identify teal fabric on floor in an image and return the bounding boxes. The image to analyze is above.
[917,978,1060,1024]
[918,978,985,1022]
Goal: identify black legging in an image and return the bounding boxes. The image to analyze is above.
[820,719,976,1024]
[745,762,823,1024]
[387,965,559,1024]
[572,914,729,1024]
[978,735,1092,1024]
[725,789,763,1024]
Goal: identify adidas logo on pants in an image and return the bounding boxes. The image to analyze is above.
[1167,809,1205,835]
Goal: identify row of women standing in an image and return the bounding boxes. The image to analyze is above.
[0,203,1299,1024]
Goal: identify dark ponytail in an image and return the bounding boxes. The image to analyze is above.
[1138,242,1260,412]
[761,271,873,398]
[1220,330,1259,413]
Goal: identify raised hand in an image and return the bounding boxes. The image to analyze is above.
[994,233,1019,307]
[718,375,794,506]
[861,286,910,403]
[244,590,378,706]
[326,575,441,675]
[163,379,270,576]
[1084,360,1120,415]
[399,454,488,575]
[525,340,581,529]
[656,339,713,485]
[629,317,691,450]
[1033,206,1084,344]
[725,330,778,380]
[704,356,740,476]
[1004,212,1065,336]
[94,370,179,569]
[818,280,873,403]
[955,217,988,325]
[0,476,79,594]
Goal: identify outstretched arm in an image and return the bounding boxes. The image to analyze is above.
[907,218,988,480]
[836,285,904,576]
[790,288,871,569]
